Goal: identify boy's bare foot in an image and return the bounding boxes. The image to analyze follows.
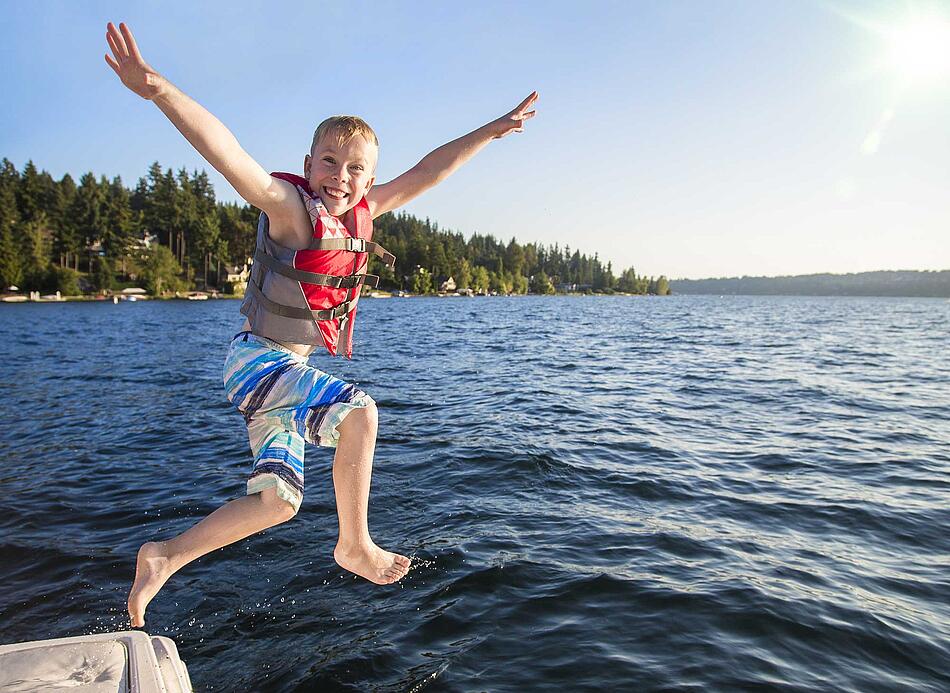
[334,541,411,584]
[128,541,174,627]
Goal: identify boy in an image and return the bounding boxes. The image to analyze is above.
[104,22,537,627]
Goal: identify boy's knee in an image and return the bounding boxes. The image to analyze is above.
[258,486,299,522]
[362,400,378,429]
[341,400,378,435]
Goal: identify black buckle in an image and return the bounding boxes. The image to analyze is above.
[338,274,363,289]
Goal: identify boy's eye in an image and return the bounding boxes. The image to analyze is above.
[351,165,364,172]
[322,157,335,165]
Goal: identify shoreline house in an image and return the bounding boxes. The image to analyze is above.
[439,276,457,293]
[556,282,593,293]
[81,232,159,281]
[221,258,251,294]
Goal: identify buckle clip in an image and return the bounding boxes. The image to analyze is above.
[349,238,367,253]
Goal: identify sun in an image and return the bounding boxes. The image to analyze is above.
[882,11,950,86]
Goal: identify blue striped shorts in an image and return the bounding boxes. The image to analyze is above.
[223,331,373,512]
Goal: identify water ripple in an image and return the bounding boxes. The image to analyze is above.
[0,295,947,691]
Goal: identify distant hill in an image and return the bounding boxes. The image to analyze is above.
[669,270,950,297]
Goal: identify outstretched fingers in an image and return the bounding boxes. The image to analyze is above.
[104,21,161,100]
[498,91,538,135]
[105,24,128,76]
[104,52,120,74]
[513,91,539,117]
[119,22,144,62]
[106,22,129,61]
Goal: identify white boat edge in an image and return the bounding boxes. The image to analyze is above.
[0,629,193,692]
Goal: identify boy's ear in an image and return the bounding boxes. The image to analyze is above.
[303,154,312,179]
[364,175,375,196]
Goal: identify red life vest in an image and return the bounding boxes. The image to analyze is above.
[240,172,395,358]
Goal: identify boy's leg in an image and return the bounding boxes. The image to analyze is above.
[129,335,409,625]
[128,486,295,627]
[330,402,411,584]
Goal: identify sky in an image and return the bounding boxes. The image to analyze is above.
[2,0,949,279]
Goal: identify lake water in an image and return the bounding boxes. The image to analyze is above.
[0,295,947,691]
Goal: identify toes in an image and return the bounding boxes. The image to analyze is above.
[382,565,409,582]
[394,555,411,568]
[383,567,407,582]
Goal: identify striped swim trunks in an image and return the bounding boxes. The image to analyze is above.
[223,331,374,512]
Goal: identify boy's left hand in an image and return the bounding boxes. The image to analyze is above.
[487,92,538,139]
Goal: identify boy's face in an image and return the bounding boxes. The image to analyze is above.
[304,132,378,217]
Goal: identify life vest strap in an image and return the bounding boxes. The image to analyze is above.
[253,249,379,289]
[246,280,359,321]
[306,237,396,268]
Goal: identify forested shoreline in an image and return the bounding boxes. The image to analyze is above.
[670,271,950,298]
[0,159,669,297]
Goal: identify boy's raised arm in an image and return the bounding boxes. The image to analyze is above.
[104,22,293,216]
[367,92,538,219]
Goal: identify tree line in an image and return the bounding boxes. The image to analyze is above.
[670,271,950,298]
[0,159,669,296]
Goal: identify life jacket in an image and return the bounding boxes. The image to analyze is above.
[239,172,395,358]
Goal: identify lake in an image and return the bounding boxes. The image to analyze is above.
[0,295,947,691]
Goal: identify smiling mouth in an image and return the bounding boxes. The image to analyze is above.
[323,186,348,201]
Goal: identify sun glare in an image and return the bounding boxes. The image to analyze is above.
[884,13,950,85]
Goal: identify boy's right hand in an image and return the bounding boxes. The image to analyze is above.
[104,22,166,101]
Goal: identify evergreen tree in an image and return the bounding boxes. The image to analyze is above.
[16,161,43,224]
[218,202,256,268]
[102,175,133,260]
[69,173,108,271]
[143,164,176,254]
[19,214,53,289]
[0,160,22,288]
[505,238,525,276]
[617,267,641,293]
[54,173,78,268]
[189,170,221,286]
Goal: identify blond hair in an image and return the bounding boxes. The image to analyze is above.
[311,116,379,152]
